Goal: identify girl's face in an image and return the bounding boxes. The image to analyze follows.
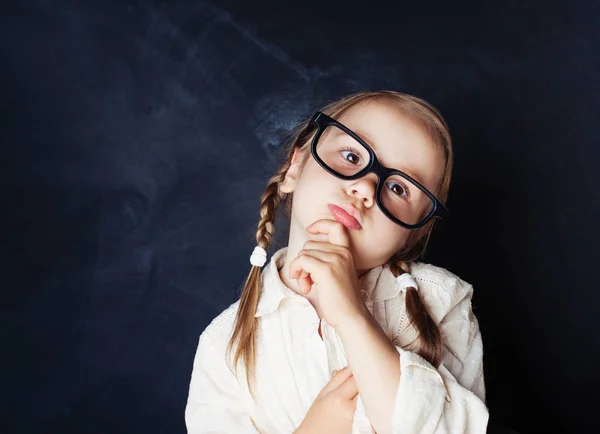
[280,99,445,274]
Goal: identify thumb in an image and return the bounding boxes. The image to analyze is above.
[321,366,351,395]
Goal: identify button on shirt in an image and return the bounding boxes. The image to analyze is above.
[185,247,489,433]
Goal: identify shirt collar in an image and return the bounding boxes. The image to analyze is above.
[254,246,403,318]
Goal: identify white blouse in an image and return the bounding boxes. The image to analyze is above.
[185,247,489,433]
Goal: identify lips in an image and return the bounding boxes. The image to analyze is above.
[328,204,362,230]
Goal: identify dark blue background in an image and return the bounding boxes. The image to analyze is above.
[2,1,598,433]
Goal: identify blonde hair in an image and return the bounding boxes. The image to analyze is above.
[226,90,453,399]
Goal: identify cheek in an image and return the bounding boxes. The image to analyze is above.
[354,218,408,266]
[376,219,409,253]
[295,162,334,196]
[372,225,408,251]
[290,165,332,214]
[372,211,406,238]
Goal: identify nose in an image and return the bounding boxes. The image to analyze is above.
[346,173,377,208]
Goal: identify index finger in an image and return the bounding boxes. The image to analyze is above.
[306,219,351,249]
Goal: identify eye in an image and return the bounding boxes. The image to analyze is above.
[386,180,410,199]
[338,147,362,165]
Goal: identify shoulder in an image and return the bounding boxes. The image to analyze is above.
[407,262,475,323]
[198,299,242,351]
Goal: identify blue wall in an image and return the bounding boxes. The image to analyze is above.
[2,1,598,432]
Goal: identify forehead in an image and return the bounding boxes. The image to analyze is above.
[335,100,444,192]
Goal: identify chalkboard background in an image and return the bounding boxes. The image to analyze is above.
[2,1,599,433]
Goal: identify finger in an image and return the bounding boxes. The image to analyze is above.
[321,366,352,394]
[302,240,348,255]
[306,231,329,242]
[289,253,325,281]
[298,270,313,294]
[336,373,358,400]
[306,219,352,249]
[332,365,350,378]
[297,248,339,264]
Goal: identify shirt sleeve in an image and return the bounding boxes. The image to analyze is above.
[353,282,489,434]
[185,329,260,434]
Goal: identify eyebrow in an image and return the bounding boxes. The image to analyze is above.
[351,127,427,186]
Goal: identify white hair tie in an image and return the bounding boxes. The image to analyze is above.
[250,246,267,267]
[396,273,418,294]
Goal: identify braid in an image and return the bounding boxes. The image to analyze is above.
[389,259,444,368]
[255,160,292,248]
[226,151,295,400]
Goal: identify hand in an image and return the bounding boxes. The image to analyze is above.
[289,219,365,329]
[296,366,358,434]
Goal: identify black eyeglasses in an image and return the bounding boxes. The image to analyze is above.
[309,111,449,230]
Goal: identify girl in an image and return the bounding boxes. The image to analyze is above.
[185,90,489,433]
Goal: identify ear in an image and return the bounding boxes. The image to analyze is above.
[279,148,303,194]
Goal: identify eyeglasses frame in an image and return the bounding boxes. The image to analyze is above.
[309,111,450,230]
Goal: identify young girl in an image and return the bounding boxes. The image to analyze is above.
[185,90,489,433]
